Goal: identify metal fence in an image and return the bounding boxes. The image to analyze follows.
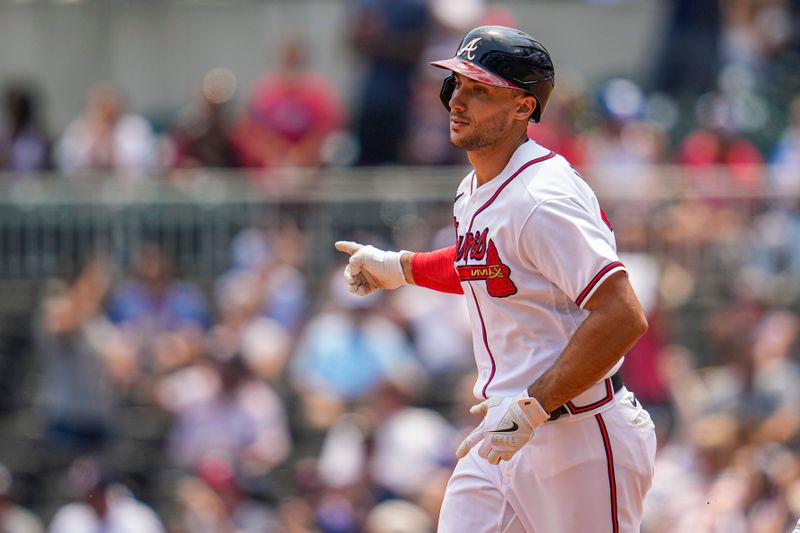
[0,168,465,295]
[0,164,791,288]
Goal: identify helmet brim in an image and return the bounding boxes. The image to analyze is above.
[429,58,522,91]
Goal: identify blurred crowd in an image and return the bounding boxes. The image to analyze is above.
[0,220,477,533]
[4,189,800,532]
[0,0,799,187]
[0,0,800,532]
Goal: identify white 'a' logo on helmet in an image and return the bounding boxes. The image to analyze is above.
[457,37,482,60]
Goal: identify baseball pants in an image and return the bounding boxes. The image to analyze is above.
[438,388,656,533]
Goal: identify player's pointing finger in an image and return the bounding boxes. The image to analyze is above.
[334,241,363,256]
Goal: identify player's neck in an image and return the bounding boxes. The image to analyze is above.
[469,133,529,187]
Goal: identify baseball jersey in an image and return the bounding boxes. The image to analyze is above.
[453,140,626,399]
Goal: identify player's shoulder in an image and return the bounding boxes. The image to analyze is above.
[516,142,596,203]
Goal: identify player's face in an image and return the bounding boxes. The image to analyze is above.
[447,74,524,151]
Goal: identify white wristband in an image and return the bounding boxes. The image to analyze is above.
[384,250,408,286]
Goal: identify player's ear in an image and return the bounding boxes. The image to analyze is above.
[514,94,537,121]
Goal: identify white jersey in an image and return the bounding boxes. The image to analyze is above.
[452,140,626,399]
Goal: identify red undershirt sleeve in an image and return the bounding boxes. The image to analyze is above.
[411,245,464,294]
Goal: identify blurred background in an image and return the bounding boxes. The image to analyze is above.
[0,0,799,531]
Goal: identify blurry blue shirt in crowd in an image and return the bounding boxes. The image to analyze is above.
[292,309,419,400]
[108,280,210,331]
[215,227,310,333]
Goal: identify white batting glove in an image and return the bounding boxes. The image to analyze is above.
[456,393,550,465]
[334,241,408,296]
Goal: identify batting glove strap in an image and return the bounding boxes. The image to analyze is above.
[377,249,409,289]
[516,393,550,429]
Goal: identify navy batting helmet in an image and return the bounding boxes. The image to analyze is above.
[430,26,555,123]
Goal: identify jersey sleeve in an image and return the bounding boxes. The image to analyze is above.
[411,245,464,294]
[519,197,625,309]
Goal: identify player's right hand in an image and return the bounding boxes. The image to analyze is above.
[334,241,408,296]
[456,393,549,465]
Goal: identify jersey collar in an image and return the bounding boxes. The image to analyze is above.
[471,140,549,195]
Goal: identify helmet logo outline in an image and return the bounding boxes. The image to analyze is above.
[457,37,482,60]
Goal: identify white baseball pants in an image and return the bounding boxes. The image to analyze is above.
[438,388,656,533]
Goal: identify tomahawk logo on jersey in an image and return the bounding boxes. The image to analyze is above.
[454,223,517,297]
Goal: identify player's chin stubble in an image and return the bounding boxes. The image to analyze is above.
[450,107,511,151]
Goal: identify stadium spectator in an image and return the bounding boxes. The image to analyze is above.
[106,243,209,373]
[172,458,280,533]
[163,68,239,171]
[33,257,132,456]
[575,78,669,199]
[316,381,456,506]
[349,0,432,165]
[215,225,310,335]
[232,37,345,173]
[205,225,306,389]
[526,69,590,167]
[675,92,764,195]
[55,84,156,179]
[770,92,800,196]
[615,213,672,423]
[289,271,424,406]
[159,355,291,482]
[0,81,50,175]
[0,463,43,533]
[718,0,794,76]
[209,268,293,383]
[651,0,721,98]
[48,458,165,533]
[387,227,473,376]
[742,204,800,306]
[364,499,434,533]
[366,383,456,500]
[748,309,800,444]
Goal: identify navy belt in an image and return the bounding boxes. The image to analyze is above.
[548,372,624,421]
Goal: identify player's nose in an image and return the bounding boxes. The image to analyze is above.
[449,85,467,113]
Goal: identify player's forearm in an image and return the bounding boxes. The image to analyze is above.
[406,245,465,294]
[527,276,647,412]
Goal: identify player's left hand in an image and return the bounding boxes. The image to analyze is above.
[456,393,549,465]
[334,240,408,296]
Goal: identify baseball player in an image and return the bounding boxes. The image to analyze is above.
[336,26,656,533]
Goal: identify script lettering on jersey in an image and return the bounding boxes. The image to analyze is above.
[454,222,517,298]
[456,227,489,262]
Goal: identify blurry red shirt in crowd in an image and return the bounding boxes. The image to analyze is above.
[677,128,764,193]
[232,40,344,171]
[526,96,587,167]
[527,120,586,167]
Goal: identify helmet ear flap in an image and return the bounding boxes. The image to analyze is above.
[530,96,543,123]
[439,74,456,112]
